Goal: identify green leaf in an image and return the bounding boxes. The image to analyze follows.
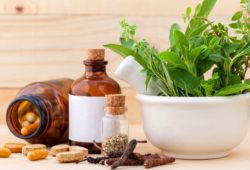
[214,83,250,96]
[174,30,189,53]
[104,44,147,68]
[158,51,186,69]
[169,23,180,47]
[189,45,207,63]
[186,7,192,16]
[230,46,250,68]
[120,38,135,49]
[241,0,246,4]
[169,68,200,95]
[201,72,219,96]
[197,0,217,17]
[229,23,238,29]
[231,11,243,21]
[187,23,211,37]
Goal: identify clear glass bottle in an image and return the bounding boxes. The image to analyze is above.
[6,78,73,146]
[69,49,121,153]
[101,94,129,156]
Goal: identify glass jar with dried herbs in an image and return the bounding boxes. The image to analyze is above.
[101,94,129,156]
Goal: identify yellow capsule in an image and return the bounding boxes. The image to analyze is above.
[3,143,26,153]
[0,148,11,158]
[22,112,37,123]
[27,149,48,161]
[21,118,40,136]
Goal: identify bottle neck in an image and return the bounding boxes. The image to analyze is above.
[105,112,125,118]
[6,95,49,139]
[84,60,108,77]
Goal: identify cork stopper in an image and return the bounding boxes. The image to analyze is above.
[106,94,125,107]
[105,94,126,115]
[87,49,105,61]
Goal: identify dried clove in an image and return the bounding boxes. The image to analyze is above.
[105,158,143,166]
[133,153,161,162]
[87,156,107,164]
[111,139,147,169]
[144,156,175,169]
[108,151,124,158]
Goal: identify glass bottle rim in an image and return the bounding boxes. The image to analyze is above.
[6,95,49,139]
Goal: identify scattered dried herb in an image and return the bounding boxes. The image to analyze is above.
[105,158,143,166]
[87,139,175,169]
[87,156,107,164]
[144,156,175,169]
[111,139,147,169]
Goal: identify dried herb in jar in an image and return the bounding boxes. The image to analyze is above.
[102,133,128,157]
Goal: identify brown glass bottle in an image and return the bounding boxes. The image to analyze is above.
[69,49,121,153]
[6,78,73,146]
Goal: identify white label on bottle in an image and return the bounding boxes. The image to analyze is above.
[69,95,106,143]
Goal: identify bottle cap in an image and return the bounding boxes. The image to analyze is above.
[104,107,128,115]
[87,49,105,61]
[106,94,125,107]
[105,94,126,115]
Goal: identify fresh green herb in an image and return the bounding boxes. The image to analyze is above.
[105,0,250,96]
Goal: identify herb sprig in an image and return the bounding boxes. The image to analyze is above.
[105,0,250,96]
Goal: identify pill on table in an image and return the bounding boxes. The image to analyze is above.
[50,144,69,156]
[3,143,26,153]
[22,144,47,156]
[27,149,48,161]
[0,148,11,158]
[69,146,88,155]
[56,151,87,163]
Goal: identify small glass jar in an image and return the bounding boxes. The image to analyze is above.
[101,95,129,156]
[6,78,73,146]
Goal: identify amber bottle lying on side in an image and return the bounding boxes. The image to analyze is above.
[6,78,73,146]
[69,49,121,154]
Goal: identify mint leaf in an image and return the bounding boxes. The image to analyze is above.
[215,84,250,96]
[231,11,243,21]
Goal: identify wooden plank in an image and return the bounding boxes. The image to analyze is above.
[0,15,234,88]
[0,88,141,125]
[0,0,242,16]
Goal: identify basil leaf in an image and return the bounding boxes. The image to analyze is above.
[169,68,200,95]
[215,84,250,96]
[169,23,180,47]
[231,11,243,21]
[174,30,189,53]
[197,0,217,17]
[158,51,186,69]
[104,44,147,68]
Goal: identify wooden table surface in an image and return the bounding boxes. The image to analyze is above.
[0,124,250,170]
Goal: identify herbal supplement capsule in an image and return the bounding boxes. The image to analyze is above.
[22,144,47,156]
[3,143,26,153]
[21,119,40,136]
[6,78,73,146]
[50,144,69,156]
[21,121,30,127]
[0,148,11,158]
[23,112,37,123]
[69,146,88,155]
[56,151,87,163]
[27,149,48,161]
